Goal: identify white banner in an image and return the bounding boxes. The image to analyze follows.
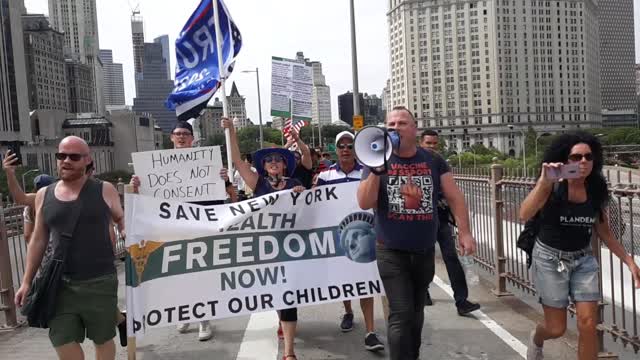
[270,56,313,120]
[124,183,383,338]
[131,146,226,202]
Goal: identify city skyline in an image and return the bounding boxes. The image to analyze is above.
[22,0,640,127]
[24,0,389,125]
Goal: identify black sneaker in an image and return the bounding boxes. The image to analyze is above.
[424,290,434,306]
[340,313,354,332]
[457,300,481,316]
[117,311,128,347]
[364,332,385,351]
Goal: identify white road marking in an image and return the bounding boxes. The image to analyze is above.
[432,276,528,359]
[235,311,279,360]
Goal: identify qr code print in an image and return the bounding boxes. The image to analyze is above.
[387,175,434,215]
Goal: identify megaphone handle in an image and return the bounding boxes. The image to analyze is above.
[370,166,388,176]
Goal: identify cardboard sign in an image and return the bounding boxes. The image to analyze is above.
[131,146,226,202]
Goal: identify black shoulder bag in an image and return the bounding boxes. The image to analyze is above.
[21,185,85,328]
[516,182,563,268]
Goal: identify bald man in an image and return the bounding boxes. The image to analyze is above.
[15,136,124,360]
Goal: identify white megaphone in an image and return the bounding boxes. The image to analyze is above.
[353,126,401,174]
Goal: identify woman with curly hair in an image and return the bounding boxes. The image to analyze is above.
[519,131,640,360]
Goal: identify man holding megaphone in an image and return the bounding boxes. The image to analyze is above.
[355,106,476,360]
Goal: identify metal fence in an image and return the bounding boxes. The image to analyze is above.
[0,184,127,329]
[454,165,640,355]
[1,171,638,354]
[0,199,25,329]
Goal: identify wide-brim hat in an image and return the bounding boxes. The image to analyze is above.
[253,148,296,178]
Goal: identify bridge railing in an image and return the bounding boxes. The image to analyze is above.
[453,165,640,356]
[0,180,127,329]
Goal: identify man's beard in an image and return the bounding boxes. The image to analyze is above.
[59,168,84,181]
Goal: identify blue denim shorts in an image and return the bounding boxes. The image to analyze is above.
[532,241,600,309]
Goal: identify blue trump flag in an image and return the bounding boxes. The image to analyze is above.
[166,0,242,121]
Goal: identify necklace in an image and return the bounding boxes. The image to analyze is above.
[267,175,283,188]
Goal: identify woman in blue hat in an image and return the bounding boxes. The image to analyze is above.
[222,118,304,360]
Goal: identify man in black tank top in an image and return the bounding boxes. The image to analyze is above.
[14,136,125,360]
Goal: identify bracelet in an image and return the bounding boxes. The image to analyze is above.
[225,180,233,187]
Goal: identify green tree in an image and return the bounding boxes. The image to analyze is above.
[203,134,226,147]
[96,170,133,185]
[299,124,350,149]
[264,127,284,145]
[0,166,40,199]
[162,134,173,149]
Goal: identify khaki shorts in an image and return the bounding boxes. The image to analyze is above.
[48,273,118,347]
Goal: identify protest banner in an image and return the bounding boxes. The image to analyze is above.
[131,146,226,202]
[124,182,382,338]
[270,56,313,121]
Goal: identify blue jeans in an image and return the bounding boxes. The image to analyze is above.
[532,241,600,308]
[377,246,435,360]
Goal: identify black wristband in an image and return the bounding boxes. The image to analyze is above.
[225,180,233,188]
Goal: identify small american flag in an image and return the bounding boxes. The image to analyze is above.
[283,118,307,142]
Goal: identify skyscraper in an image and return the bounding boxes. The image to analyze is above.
[295,52,332,126]
[598,0,637,127]
[388,0,601,155]
[131,12,144,73]
[133,42,175,132]
[154,35,171,80]
[99,49,125,108]
[131,11,144,94]
[0,0,31,141]
[66,60,95,114]
[48,0,104,114]
[22,13,68,112]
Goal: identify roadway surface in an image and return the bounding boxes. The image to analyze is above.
[1,258,583,360]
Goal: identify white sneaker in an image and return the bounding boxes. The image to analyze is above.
[198,321,213,341]
[527,330,544,360]
[177,323,190,333]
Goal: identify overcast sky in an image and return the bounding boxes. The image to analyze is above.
[24,0,640,125]
[24,0,389,125]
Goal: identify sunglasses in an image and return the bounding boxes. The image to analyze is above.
[172,131,192,137]
[264,155,285,163]
[568,153,593,162]
[337,144,354,150]
[55,153,85,161]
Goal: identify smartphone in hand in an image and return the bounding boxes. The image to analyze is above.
[546,162,580,180]
[7,141,22,166]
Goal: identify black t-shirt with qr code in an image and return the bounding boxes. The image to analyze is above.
[362,147,450,252]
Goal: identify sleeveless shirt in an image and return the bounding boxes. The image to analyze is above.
[43,178,115,280]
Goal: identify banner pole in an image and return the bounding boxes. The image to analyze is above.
[125,184,137,360]
[212,0,234,174]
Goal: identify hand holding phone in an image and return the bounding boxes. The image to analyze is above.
[545,162,580,180]
[6,142,22,166]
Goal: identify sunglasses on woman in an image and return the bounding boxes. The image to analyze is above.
[264,155,285,163]
[568,153,593,162]
[337,144,354,150]
[55,153,85,161]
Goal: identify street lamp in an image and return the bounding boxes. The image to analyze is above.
[508,125,527,177]
[465,147,477,168]
[535,132,551,159]
[22,169,40,193]
[241,68,264,149]
[349,0,361,118]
